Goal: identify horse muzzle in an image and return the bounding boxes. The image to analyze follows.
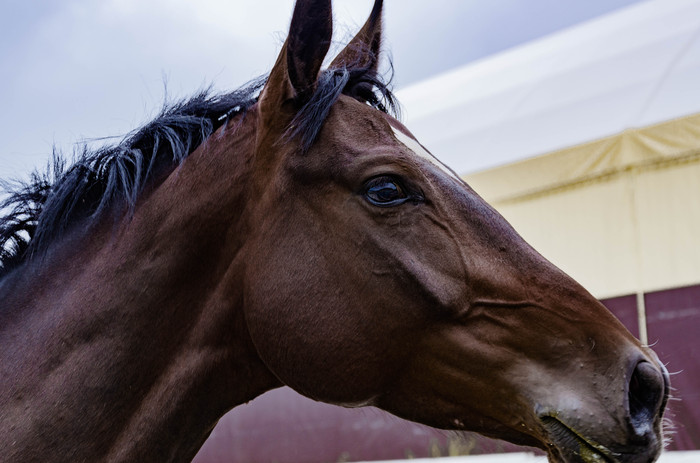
[538,359,670,463]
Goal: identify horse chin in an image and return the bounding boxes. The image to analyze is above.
[541,418,622,463]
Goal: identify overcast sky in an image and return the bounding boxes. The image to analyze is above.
[1,0,645,181]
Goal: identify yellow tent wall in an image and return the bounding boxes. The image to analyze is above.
[464,112,700,301]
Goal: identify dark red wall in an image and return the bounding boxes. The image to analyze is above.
[600,294,639,339]
[601,284,700,451]
[193,388,526,463]
[643,285,700,450]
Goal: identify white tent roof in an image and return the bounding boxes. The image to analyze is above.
[396,0,700,175]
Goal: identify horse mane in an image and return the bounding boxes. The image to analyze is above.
[0,64,397,277]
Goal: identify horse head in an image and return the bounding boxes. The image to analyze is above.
[240,1,669,462]
[0,1,669,462]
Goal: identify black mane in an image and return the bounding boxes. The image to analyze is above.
[0,66,397,276]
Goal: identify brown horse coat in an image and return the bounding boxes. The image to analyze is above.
[0,1,668,462]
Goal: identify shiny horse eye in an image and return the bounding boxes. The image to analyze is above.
[364,176,410,207]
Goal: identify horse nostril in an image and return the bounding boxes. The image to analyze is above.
[628,361,665,432]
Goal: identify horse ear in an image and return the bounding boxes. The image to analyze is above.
[258,0,333,121]
[330,0,383,72]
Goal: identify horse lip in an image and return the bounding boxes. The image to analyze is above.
[540,416,619,463]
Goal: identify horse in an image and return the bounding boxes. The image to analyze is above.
[0,1,669,462]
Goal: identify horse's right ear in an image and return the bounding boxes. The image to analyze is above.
[258,0,333,131]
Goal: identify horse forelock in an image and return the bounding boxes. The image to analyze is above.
[287,63,399,152]
[0,60,396,278]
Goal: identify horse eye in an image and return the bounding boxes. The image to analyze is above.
[364,176,409,206]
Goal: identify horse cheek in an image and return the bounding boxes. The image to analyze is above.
[242,230,398,404]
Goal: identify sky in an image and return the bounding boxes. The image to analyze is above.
[0,0,646,181]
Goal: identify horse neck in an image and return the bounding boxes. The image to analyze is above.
[0,114,281,463]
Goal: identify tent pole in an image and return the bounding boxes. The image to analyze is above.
[636,291,648,345]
